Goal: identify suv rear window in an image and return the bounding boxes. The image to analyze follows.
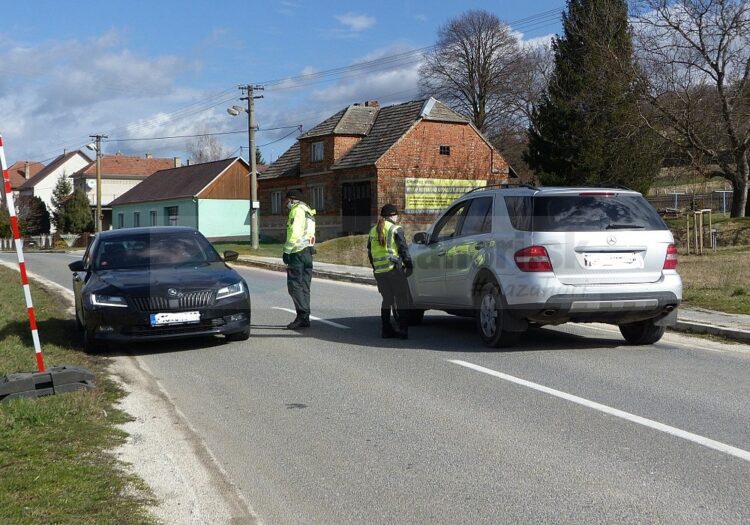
[505,194,667,232]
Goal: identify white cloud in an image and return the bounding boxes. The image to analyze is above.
[0,32,208,163]
[335,13,376,31]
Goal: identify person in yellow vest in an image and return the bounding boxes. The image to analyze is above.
[283,189,316,329]
[367,204,413,339]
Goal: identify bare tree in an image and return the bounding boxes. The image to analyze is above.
[419,10,530,135]
[186,130,230,164]
[633,0,750,216]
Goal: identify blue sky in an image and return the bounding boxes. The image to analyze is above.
[0,0,563,166]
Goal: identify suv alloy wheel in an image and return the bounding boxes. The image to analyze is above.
[476,282,520,348]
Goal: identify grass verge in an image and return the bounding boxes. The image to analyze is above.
[0,266,155,524]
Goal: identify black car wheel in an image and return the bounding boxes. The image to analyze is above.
[619,318,666,345]
[225,327,250,342]
[407,309,425,326]
[83,327,106,353]
[476,282,520,349]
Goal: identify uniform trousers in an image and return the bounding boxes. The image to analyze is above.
[374,267,409,329]
[286,247,313,320]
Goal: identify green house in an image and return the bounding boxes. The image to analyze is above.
[109,157,252,240]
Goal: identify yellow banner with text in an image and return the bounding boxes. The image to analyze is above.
[404,178,487,213]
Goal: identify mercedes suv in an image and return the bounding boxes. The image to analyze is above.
[407,185,682,348]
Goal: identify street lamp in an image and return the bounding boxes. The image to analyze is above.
[227,85,263,249]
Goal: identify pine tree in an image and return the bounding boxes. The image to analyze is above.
[16,195,51,235]
[525,0,661,193]
[61,190,94,233]
[51,174,72,230]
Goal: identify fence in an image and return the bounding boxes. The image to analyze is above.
[646,191,734,215]
[0,232,92,251]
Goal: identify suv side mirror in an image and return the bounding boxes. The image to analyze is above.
[68,260,85,272]
[223,250,239,262]
[412,231,428,245]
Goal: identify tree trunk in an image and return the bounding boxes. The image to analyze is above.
[731,177,748,218]
[741,153,750,218]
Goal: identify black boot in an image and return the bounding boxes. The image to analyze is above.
[381,308,397,338]
[287,315,311,329]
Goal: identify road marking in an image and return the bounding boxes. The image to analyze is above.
[448,359,750,463]
[272,307,350,329]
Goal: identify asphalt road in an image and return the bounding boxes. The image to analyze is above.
[3,252,750,524]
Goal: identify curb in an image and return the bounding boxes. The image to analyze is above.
[236,257,376,285]
[670,320,750,342]
[235,257,750,345]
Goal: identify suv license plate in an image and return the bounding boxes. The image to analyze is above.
[583,252,638,269]
[150,311,200,326]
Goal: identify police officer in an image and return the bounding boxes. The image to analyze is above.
[283,189,316,329]
[367,204,413,339]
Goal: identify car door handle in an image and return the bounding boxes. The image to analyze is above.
[475,242,485,250]
[437,250,446,256]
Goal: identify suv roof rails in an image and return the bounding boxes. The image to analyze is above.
[464,182,540,195]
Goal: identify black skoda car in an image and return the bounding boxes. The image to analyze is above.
[69,227,251,351]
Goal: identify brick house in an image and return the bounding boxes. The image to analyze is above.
[259,97,512,241]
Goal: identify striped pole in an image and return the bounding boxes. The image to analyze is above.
[0,134,46,372]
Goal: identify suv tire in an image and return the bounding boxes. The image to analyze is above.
[407,309,425,326]
[476,282,520,348]
[619,319,666,345]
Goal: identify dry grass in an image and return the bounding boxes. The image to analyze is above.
[677,247,750,314]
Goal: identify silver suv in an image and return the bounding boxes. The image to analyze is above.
[407,185,682,348]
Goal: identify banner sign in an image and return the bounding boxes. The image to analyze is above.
[404,178,487,213]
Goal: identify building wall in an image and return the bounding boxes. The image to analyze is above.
[111,198,198,230]
[197,199,250,239]
[375,120,509,228]
[75,177,146,207]
[199,162,250,199]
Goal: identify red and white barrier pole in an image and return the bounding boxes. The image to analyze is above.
[0,134,46,372]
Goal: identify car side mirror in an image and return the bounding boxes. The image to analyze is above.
[223,250,239,262]
[68,260,85,272]
[412,231,428,245]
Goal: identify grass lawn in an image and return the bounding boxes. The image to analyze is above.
[0,266,155,524]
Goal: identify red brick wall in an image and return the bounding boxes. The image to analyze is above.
[375,120,509,228]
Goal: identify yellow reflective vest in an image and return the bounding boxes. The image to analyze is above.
[284,202,316,254]
[369,220,401,274]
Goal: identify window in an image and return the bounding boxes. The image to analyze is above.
[311,141,324,162]
[432,201,470,242]
[271,191,282,214]
[461,197,493,236]
[165,206,178,226]
[133,212,140,228]
[149,210,157,226]
[311,186,324,211]
[439,145,451,156]
[117,213,124,229]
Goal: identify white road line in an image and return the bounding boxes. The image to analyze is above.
[448,359,750,463]
[272,307,350,329]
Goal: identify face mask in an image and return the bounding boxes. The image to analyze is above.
[287,201,295,210]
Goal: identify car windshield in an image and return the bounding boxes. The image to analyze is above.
[505,194,668,232]
[93,232,222,270]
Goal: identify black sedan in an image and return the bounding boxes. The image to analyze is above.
[69,227,251,351]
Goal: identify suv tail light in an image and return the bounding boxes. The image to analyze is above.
[515,246,554,272]
[663,243,678,270]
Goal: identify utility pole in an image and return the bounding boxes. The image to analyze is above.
[240,85,264,249]
[89,134,108,233]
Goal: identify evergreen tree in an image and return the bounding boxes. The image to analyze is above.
[255,147,265,165]
[16,195,51,235]
[61,190,94,233]
[0,207,10,238]
[51,173,72,229]
[525,0,661,193]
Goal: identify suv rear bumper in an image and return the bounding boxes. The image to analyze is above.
[510,291,680,325]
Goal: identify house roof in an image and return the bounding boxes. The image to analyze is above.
[298,104,379,139]
[6,161,45,189]
[109,157,246,206]
[18,151,90,190]
[72,154,174,179]
[262,98,472,178]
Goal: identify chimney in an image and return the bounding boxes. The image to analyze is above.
[145,152,153,159]
[364,100,379,108]
[173,157,181,168]
[24,161,30,180]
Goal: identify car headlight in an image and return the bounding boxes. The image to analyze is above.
[90,294,128,308]
[216,281,244,300]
